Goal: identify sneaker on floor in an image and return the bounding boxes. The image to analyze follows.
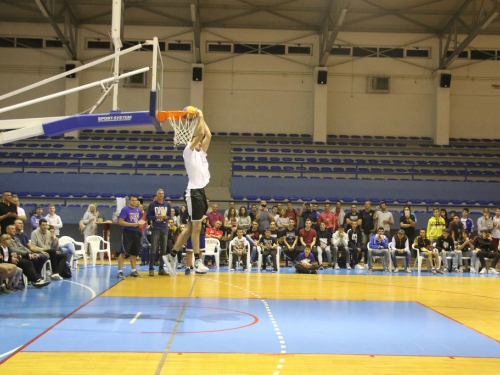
[354,264,364,270]
[162,254,177,277]
[158,268,168,276]
[230,268,235,272]
[405,267,412,273]
[149,269,154,276]
[334,263,340,270]
[50,274,63,281]
[319,265,324,270]
[185,267,191,276]
[0,285,9,294]
[272,269,277,273]
[117,271,125,279]
[488,268,499,275]
[32,278,50,288]
[480,268,487,274]
[436,269,444,274]
[452,268,460,273]
[383,268,389,273]
[393,267,399,273]
[367,268,373,273]
[470,268,477,273]
[442,268,448,273]
[431,268,436,274]
[194,259,209,274]
[261,267,266,272]
[130,271,142,278]
[176,264,182,269]
[347,264,351,270]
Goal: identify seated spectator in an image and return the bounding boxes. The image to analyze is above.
[224,207,238,229]
[31,218,68,281]
[376,201,393,238]
[11,195,26,222]
[318,203,337,234]
[332,226,349,270]
[427,208,446,242]
[1,234,49,288]
[299,203,317,229]
[8,222,49,275]
[205,220,224,266]
[237,206,252,234]
[299,219,317,253]
[347,221,365,270]
[440,209,451,228]
[170,208,179,227]
[45,204,63,236]
[367,227,390,272]
[448,214,465,243]
[457,230,477,273]
[285,201,299,228]
[223,201,239,219]
[0,191,17,235]
[225,217,239,245]
[294,245,319,274]
[249,204,258,222]
[316,222,332,269]
[48,225,76,266]
[245,221,261,263]
[414,228,442,274]
[360,200,377,246]
[461,208,474,234]
[472,231,500,274]
[275,208,290,234]
[31,206,44,231]
[206,203,224,228]
[345,204,362,231]
[177,205,188,227]
[399,205,416,246]
[282,219,300,263]
[477,208,493,236]
[229,228,250,271]
[256,200,272,231]
[271,205,280,224]
[255,228,279,273]
[0,259,17,294]
[435,229,460,273]
[492,208,500,250]
[391,229,412,273]
[268,221,280,241]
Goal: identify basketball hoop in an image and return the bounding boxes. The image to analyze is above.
[157,110,199,146]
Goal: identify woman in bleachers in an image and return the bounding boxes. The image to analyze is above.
[177,205,188,227]
[276,208,290,233]
[170,208,179,227]
[224,207,238,229]
[237,206,252,234]
[440,209,451,228]
[81,204,99,254]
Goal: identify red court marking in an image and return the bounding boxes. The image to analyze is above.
[142,305,258,334]
[0,278,126,365]
[417,301,500,345]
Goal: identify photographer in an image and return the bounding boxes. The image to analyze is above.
[255,200,272,231]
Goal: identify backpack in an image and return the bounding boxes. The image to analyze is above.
[79,220,86,233]
[60,262,72,279]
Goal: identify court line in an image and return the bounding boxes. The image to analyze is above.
[63,280,97,299]
[154,278,197,375]
[129,312,141,324]
[0,277,125,365]
[0,346,21,359]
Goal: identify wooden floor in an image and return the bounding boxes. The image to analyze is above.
[2,270,500,375]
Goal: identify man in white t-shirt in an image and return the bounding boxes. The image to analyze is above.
[376,201,394,238]
[229,228,250,271]
[164,108,211,275]
[11,195,26,222]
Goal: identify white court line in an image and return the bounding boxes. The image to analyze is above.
[62,280,97,299]
[0,346,22,359]
[129,312,142,324]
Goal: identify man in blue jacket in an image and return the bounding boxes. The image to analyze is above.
[368,227,390,272]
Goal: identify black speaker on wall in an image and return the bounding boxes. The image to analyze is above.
[192,67,203,81]
[440,73,451,88]
[65,64,76,78]
[317,70,327,84]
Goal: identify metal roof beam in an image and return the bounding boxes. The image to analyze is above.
[319,0,351,67]
[191,0,201,63]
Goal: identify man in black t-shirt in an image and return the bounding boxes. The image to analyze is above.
[0,191,17,235]
[345,204,361,231]
[282,219,299,262]
[360,201,378,246]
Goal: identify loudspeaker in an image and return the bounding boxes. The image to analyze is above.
[65,64,76,78]
[317,70,327,84]
[192,67,203,81]
[440,73,451,88]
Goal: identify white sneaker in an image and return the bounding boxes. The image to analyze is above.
[50,274,63,281]
[334,263,340,270]
[393,268,399,273]
[405,267,412,273]
[355,264,364,270]
[347,264,351,270]
[488,268,499,275]
[479,268,487,274]
[194,259,209,274]
[162,254,177,277]
[470,268,477,273]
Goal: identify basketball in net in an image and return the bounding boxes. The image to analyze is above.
[156,106,199,146]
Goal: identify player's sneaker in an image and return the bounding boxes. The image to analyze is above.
[162,254,177,277]
[194,259,209,274]
[185,267,191,276]
[117,271,125,279]
[130,271,142,278]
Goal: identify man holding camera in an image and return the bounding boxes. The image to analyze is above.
[256,200,272,232]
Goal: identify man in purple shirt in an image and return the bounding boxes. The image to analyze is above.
[207,203,224,228]
[294,245,319,274]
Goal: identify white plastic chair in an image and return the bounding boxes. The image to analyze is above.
[228,243,251,272]
[412,244,433,273]
[59,236,86,269]
[86,235,111,266]
[388,243,410,272]
[257,245,281,272]
[203,238,220,271]
[41,259,52,280]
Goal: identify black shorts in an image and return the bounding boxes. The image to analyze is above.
[184,188,208,222]
[121,230,141,256]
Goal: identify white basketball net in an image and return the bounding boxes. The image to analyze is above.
[168,114,199,146]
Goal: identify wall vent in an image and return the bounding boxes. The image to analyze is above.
[123,70,147,87]
[367,76,390,93]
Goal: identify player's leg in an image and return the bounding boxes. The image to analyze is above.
[129,232,142,277]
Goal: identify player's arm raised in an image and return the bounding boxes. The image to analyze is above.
[199,110,212,153]
[188,108,205,151]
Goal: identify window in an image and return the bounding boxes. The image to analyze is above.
[46,39,63,48]
[167,42,191,51]
[17,38,43,48]
[353,47,377,57]
[87,40,111,50]
[288,45,311,55]
[0,37,14,47]
[446,50,469,59]
[330,46,351,56]
[260,44,286,55]
[470,50,496,60]
[379,48,404,58]
[405,48,430,58]
[234,43,259,54]
[207,42,232,52]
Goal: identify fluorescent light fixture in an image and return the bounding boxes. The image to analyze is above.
[481,12,498,29]
[190,4,197,23]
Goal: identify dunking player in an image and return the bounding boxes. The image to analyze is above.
[163,109,210,275]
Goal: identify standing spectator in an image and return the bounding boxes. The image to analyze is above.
[170,208,179,227]
[0,191,17,235]
[271,205,280,224]
[360,200,377,246]
[11,195,26,222]
[492,208,500,250]
[333,201,346,229]
[473,231,499,274]
[377,201,394,238]
[461,208,474,234]
[285,201,299,228]
[367,227,390,272]
[318,203,337,233]
[427,208,446,242]
[440,209,451,228]
[31,206,44,231]
[45,204,63,236]
[345,204,362,231]
[237,206,252,234]
[391,229,412,273]
[477,208,494,236]
[448,214,465,243]
[117,195,144,279]
[81,205,99,254]
[255,200,272,231]
[299,202,317,229]
[399,205,416,246]
[436,229,460,273]
[332,226,349,270]
[248,204,258,222]
[312,203,321,231]
[206,203,224,228]
[145,188,171,277]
